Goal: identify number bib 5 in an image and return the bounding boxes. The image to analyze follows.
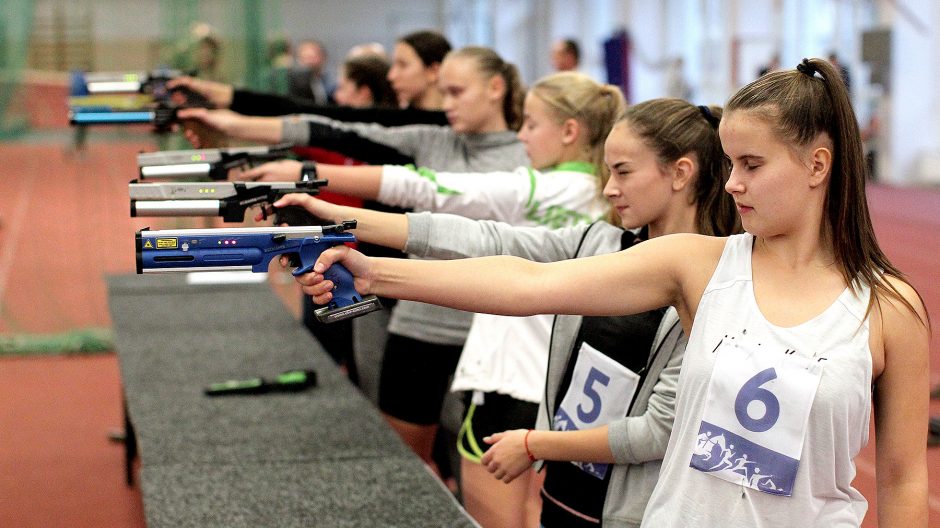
[554,342,640,479]
[690,340,823,496]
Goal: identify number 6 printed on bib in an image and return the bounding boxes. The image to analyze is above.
[690,337,823,496]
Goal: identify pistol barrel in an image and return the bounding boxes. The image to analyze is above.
[131,200,221,217]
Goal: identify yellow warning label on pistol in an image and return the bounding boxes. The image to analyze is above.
[155,238,178,249]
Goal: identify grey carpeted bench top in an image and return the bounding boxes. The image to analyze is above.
[107,273,477,528]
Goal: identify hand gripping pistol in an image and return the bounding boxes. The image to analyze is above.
[136,221,381,323]
[69,69,211,133]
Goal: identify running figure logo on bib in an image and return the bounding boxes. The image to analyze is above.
[554,342,639,479]
[690,328,824,496]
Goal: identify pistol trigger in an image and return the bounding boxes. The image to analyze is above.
[286,253,302,268]
[291,261,314,276]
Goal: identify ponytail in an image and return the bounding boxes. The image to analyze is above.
[727,57,927,326]
[447,46,526,130]
[500,61,525,130]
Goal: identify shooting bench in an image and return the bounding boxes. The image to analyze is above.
[107,273,476,527]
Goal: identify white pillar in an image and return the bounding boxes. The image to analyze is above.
[885,0,939,184]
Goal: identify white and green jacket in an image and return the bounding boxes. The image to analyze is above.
[383,161,608,402]
[378,161,604,230]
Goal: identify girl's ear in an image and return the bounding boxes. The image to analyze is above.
[424,62,442,84]
[487,73,506,102]
[355,85,373,106]
[561,118,580,146]
[808,146,832,188]
[672,157,695,192]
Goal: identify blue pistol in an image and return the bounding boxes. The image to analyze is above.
[136,221,381,323]
[69,69,211,132]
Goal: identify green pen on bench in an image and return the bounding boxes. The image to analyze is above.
[204,369,317,396]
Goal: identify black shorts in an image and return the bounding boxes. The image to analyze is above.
[378,333,462,425]
[458,391,539,460]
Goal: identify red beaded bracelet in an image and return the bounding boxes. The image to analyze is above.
[524,429,536,462]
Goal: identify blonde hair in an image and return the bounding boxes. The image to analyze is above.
[530,72,626,196]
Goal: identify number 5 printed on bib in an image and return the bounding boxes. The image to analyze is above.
[690,335,823,496]
[554,342,640,479]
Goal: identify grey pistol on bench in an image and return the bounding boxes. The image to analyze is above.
[129,179,328,224]
[136,222,382,323]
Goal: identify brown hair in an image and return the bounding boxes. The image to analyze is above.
[397,30,451,67]
[726,57,927,325]
[620,98,741,237]
[343,55,397,108]
[447,46,526,130]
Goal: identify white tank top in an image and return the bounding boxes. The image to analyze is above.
[642,233,872,527]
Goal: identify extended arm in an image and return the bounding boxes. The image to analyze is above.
[177,110,422,165]
[176,108,284,145]
[375,166,534,220]
[232,90,448,125]
[166,77,448,125]
[245,163,534,221]
[405,211,603,262]
[873,278,930,526]
[299,233,720,327]
[241,161,384,196]
[268,195,599,263]
[270,193,409,250]
[281,115,437,160]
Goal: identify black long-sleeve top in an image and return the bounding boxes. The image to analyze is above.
[229,89,449,166]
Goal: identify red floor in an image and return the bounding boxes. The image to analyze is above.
[0,354,146,528]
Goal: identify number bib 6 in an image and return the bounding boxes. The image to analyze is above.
[690,343,823,496]
[554,342,640,479]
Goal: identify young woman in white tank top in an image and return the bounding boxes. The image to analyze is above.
[296,58,930,527]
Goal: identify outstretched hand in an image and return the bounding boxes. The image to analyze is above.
[254,193,338,223]
[167,76,234,108]
[481,429,535,483]
[286,245,375,303]
[176,108,245,148]
[236,159,303,182]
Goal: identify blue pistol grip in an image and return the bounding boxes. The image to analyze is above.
[290,236,381,323]
[320,263,360,308]
[290,238,360,306]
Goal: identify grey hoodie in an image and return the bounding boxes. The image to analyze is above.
[284,115,528,344]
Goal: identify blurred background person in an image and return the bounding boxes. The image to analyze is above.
[348,41,387,59]
[264,35,293,95]
[550,38,580,72]
[828,51,852,95]
[332,54,397,108]
[289,38,334,104]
